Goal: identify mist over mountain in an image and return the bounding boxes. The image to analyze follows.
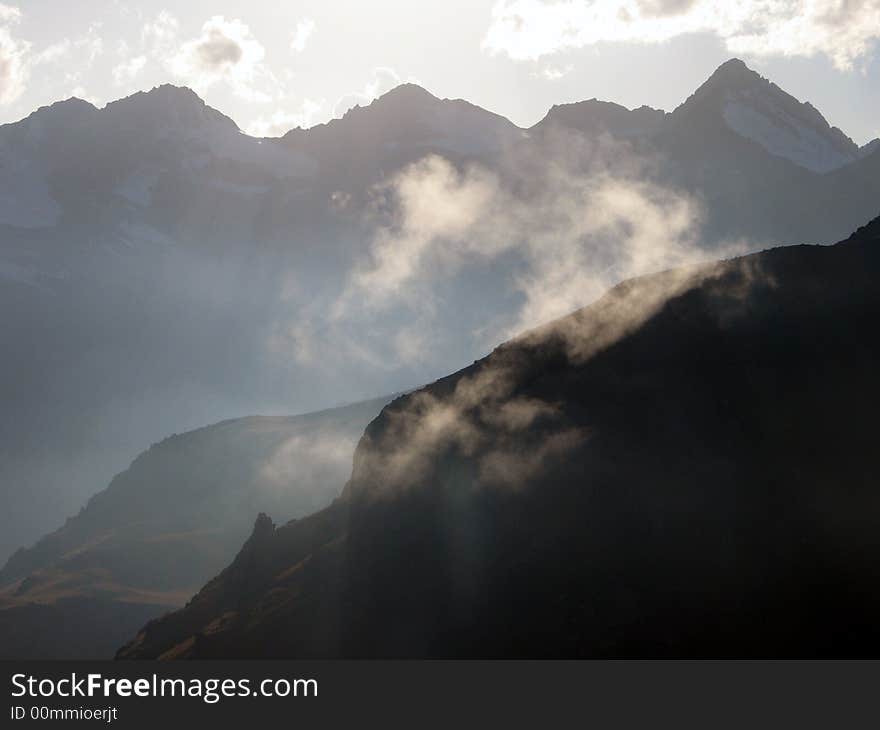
[2,57,879,563]
[0,395,390,659]
[119,216,880,659]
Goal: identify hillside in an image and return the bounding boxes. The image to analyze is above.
[0,395,391,659]
[119,216,880,659]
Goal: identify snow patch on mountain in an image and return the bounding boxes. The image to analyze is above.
[723,98,857,173]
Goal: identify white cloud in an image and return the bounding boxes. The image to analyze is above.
[290,18,316,53]
[0,3,29,104]
[169,15,271,100]
[33,22,104,69]
[142,9,179,56]
[34,39,71,65]
[482,0,880,71]
[540,63,573,79]
[112,54,147,85]
[333,66,402,117]
[246,98,324,136]
[106,10,178,90]
[0,4,18,23]
[77,22,104,65]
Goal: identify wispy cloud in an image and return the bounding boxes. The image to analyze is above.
[290,18,316,53]
[112,54,146,85]
[142,9,179,57]
[32,22,105,75]
[353,361,585,493]
[483,0,880,71]
[259,429,357,493]
[539,63,573,80]
[0,3,29,104]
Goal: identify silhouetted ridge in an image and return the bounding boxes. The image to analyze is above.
[369,83,440,106]
[19,97,99,130]
[0,395,394,660]
[862,139,880,157]
[102,84,240,131]
[847,213,880,241]
[702,57,760,89]
[534,97,666,138]
[118,216,880,659]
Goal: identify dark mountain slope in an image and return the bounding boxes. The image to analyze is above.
[120,215,880,659]
[0,395,391,659]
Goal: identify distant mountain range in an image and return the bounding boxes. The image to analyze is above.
[119,215,880,659]
[2,58,875,247]
[533,59,879,243]
[536,58,874,173]
[0,395,390,659]
[2,56,879,575]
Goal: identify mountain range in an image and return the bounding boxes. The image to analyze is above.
[0,395,390,659]
[2,56,880,590]
[119,215,880,659]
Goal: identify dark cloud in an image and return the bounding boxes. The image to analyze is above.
[195,28,243,68]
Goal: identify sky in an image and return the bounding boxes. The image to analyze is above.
[0,0,878,143]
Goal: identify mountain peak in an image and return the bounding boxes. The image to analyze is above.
[696,58,765,96]
[352,83,442,117]
[54,96,99,111]
[105,83,204,110]
[102,84,240,132]
[709,58,755,80]
[378,83,438,103]
[19,96,98,128]
[533,97,666,138]
[674,57,862,172]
